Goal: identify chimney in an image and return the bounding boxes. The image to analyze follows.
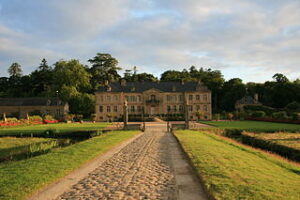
[121,79,126,86]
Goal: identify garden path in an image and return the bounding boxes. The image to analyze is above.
[31,123,208,200]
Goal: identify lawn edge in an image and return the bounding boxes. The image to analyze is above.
[172,131,216,200]
[27,131,143,200]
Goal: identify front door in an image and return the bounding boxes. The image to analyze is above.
[150,106,155,115]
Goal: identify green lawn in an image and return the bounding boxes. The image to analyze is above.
[175,130,300,200]
[0,137,54,159]
[0,122,110,136]
[200,120,300,132]
[244,132,300,150]
[0,130,139,200]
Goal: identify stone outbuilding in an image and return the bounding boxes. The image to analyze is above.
[235,94,261,110]
[0,97,69,119]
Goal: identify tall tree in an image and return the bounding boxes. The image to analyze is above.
[30,58,53,96]
[88,53,121,90]
[8,62,22,78]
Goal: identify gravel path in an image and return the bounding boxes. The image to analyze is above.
[57,126,176,200]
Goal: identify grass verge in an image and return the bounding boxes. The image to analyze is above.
[174,130,300,200]
[0,130,139,200]
[199,120,300,132]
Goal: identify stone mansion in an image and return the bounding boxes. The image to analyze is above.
[95,80,212,122]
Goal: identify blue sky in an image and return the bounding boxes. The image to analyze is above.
[0,0,299,82]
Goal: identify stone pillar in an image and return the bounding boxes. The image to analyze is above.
[123,100,128,127]
[3,113,7,122]
[185,99,189,129]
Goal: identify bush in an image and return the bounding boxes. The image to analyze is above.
[244,105,275,115]
[6,117,18,122]
[272,111,288,119]
[44,115,55,121]
[29,115,43,121]
[291,112,300,121]
[251,111,266,118]
[285,101,300,112]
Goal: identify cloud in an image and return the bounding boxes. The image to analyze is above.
[0,0,299,82]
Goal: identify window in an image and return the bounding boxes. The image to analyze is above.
[107,96,111,101]
[131,106,135,112]
[99,106,103,112]
[114,106,118,112]
[189,95,193,101]
[151,95,156,100]
[167,105,171,112]
[167,95,171,102]
[173,95,177,102]
[114,95,118,101]
[107,106,111,112]
[173,105,177,112]
[179,105,183,112]
[179,95,183,102]
[137,95,141,102]
[137,106,142,112]
[130,96,136,102]
[196,105,200,111]
[100,96,103,102]
[125,96,129,101]
[203,94,208,101]
[189,105,193,112]
[204,105,208,111]
[196,95,200,100]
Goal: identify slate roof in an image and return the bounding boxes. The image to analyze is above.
[97,81,210,93]
[0,97,67,107]
[235,96,260,105]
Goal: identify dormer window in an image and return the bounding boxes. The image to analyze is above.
[172,86,176,91]
[151,95,156,100]
[131,87,135,92]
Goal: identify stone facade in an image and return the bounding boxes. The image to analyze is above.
[95,81,212,122]
[0,97,69,119]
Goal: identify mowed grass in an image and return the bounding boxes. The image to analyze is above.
[244,132,300,150]
[0,122,110,136]
[0,137,53,158]
[0,137,51,149]
[175,130,300,200]
[200,120,300,132]
[0,130,139,200]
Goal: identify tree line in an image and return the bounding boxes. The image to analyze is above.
[1,53,299,118]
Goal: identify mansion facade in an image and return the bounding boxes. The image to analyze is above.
[95,80,212,122]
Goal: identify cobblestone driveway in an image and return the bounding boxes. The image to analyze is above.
[57,125,176,200]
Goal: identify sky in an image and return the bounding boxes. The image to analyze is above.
[0,0,299,82]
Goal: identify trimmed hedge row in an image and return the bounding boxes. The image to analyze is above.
[222,129,300,162]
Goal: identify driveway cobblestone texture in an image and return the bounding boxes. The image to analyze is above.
[55,124,208,200]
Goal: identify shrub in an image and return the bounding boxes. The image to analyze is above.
[6,117,18,122]
[251,111,266,118]
[272,111,288,119]
[291,112,300,121]
[44,115,55,121]
[285,101,300,112]
[29,115,43,121]
[227,113,234,120]
[244,105,275,115]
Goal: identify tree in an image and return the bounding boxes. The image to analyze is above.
[88,53,121,90]
[272,73,289,83]
[53,59,91,92]
[220,78,246,111]
[8,62,22,78]
[30,58,53,96]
